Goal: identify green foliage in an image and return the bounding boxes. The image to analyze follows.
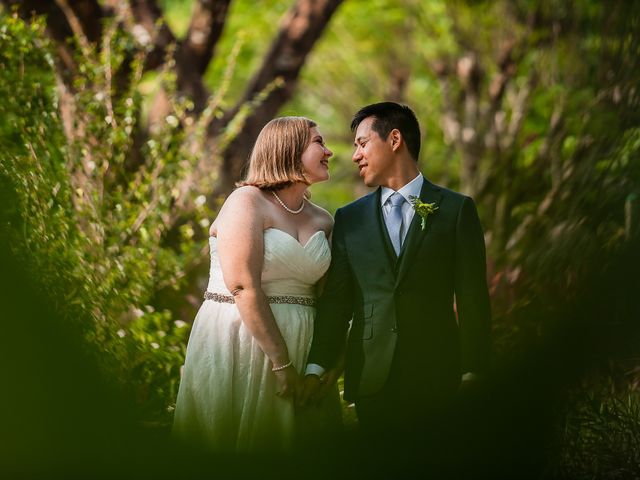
[0,11,215,423]
[408,195,439,231]
[547,391,640,479]
[0,14,76,313]
[2,0,639,466]
[118,309,191,426]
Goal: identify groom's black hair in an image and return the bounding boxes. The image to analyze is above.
[351,102,421,162]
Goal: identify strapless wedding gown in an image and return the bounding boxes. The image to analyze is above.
[172,228,341,453]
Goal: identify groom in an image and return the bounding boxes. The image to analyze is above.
[302,102,491,440]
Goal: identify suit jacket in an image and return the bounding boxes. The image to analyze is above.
[308,178,491,403]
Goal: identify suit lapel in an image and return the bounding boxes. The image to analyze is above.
[358,188,397,271]
[395,178,442,286]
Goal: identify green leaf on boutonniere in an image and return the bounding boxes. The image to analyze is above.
[408,195,439,230]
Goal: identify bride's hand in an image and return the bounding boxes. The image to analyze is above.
[274,365,301,401]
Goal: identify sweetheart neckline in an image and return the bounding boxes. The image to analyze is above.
[209,228,326,249]
[264,227,326,249]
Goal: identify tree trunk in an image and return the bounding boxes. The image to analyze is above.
[176,0,231,112]
[211,0,344,196]
[1,0,105,87]
[5,0,344,197]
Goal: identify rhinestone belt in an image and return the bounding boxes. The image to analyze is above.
[204,291,315,307]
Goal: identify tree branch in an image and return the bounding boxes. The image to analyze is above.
[209,0,345,195]
[1,0,105,88]
[180,0,231,75]
[55,0,105,44]
[433,61,462,147]
[500,74,534,152]
[127,0,176,71]
[488,39,517,119]
[174,0,231,111]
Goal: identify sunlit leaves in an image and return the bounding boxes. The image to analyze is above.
[0,10,217,424]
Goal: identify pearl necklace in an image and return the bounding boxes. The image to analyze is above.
[271,190,305,214]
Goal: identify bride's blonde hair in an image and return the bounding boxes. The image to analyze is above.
[237,116,316,190]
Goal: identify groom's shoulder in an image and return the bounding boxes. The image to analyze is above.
[337,190,377,215]
[429,180,473,204]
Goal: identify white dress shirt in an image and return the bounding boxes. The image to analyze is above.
[380,173,424,250]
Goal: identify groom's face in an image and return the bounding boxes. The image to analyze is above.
[352,116,395,187]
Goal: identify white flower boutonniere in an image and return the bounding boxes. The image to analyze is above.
[408,195,439,231]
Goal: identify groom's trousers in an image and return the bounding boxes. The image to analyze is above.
[353,333,460,441]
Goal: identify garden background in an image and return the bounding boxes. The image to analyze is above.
[0,0,638,478]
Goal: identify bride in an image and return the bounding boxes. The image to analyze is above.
[172,116,342,453]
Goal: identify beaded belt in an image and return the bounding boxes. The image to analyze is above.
[204,291,315,307]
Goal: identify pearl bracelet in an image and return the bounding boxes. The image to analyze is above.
[271,360,293,372]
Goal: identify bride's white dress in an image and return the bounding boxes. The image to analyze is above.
[172,228,341,453]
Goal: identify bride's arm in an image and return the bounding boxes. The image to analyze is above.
[216,187,299,396]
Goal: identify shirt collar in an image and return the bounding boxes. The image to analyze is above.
[380,173,424,206]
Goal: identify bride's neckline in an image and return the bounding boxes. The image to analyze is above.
[209,228,325,249]
[265,227,325,249]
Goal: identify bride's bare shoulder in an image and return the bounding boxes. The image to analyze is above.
[307,201,334,235]
[210,186,268,236]
[227,185,264,200]
[220,186,268,211]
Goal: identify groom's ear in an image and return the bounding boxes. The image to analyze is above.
[389,128,402,152]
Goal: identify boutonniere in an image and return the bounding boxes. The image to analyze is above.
[408,195,439,231]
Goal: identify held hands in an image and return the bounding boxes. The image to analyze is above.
[457,372,481,398]
[298,374,322,407]
[298,348,346,407]
[318,366,342,398]
[272,362,342,406]
[297,365,343,407]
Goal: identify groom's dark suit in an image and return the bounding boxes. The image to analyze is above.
[308,177,491,423]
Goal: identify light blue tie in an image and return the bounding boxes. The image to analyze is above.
[387,192,405,255]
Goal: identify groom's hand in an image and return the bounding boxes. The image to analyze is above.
[297,374,321,407]
[457,372,481,398]
[318,366,342,398]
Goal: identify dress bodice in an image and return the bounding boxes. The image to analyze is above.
[206,228,331,297]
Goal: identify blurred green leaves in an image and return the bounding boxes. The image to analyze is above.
[0,10,214,424]
[2,1,639,470]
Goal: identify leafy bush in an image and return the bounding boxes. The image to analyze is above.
[0,11,216,424]
[546,390,640,479]
[118,308,191,427]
